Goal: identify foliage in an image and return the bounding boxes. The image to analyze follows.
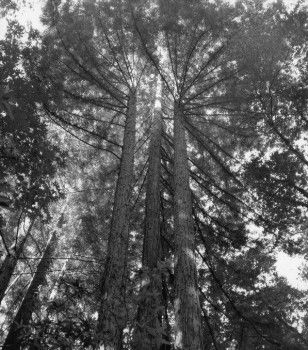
[1,0,308,349]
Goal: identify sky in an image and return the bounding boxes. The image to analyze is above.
[0,0,45,39]
[276,252,308,290]
[1,0,308,290]
[1,0,306,37]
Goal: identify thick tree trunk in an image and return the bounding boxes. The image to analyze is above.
[0,220,34,304]
[3,230,58,350]
[0,243,25,304]
[96,90,137,349]
[173,101,203,350]
[133,77,164,350]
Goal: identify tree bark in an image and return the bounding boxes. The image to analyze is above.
[133,77,164,350]
[0,220,35,305]
[96,90,137,349]
[173,101,203,350]
[3,230,58,350]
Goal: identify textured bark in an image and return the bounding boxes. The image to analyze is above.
[96,90,137,349]
[3,231,58,350]
[0,221,34,304]
[133,77,164,350]
[173,101,203,350]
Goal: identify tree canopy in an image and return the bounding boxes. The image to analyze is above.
[1,0,308,349]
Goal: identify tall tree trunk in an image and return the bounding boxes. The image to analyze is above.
[239,325,249,350]
[133,77,164,350]
[96,90,137,349]
[3,230,58,350]
[48,257,68,301]
[173,101,203,350]
[0,220,35,304]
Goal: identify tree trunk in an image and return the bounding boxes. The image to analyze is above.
[133,77,164,350]
[48,257,68,301]
[3,230,58,350]
[173,101,203,350]
[0,220,35,304]
[96,90,137,349]
[239,325,249,350]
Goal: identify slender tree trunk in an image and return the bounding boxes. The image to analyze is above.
[133,77,164,350]
[3,231,58,350]
[48,257,68,301]
[173,101,203,350]
[239,325,248,350]
[0,220,34,304]
[96,90,137,349]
